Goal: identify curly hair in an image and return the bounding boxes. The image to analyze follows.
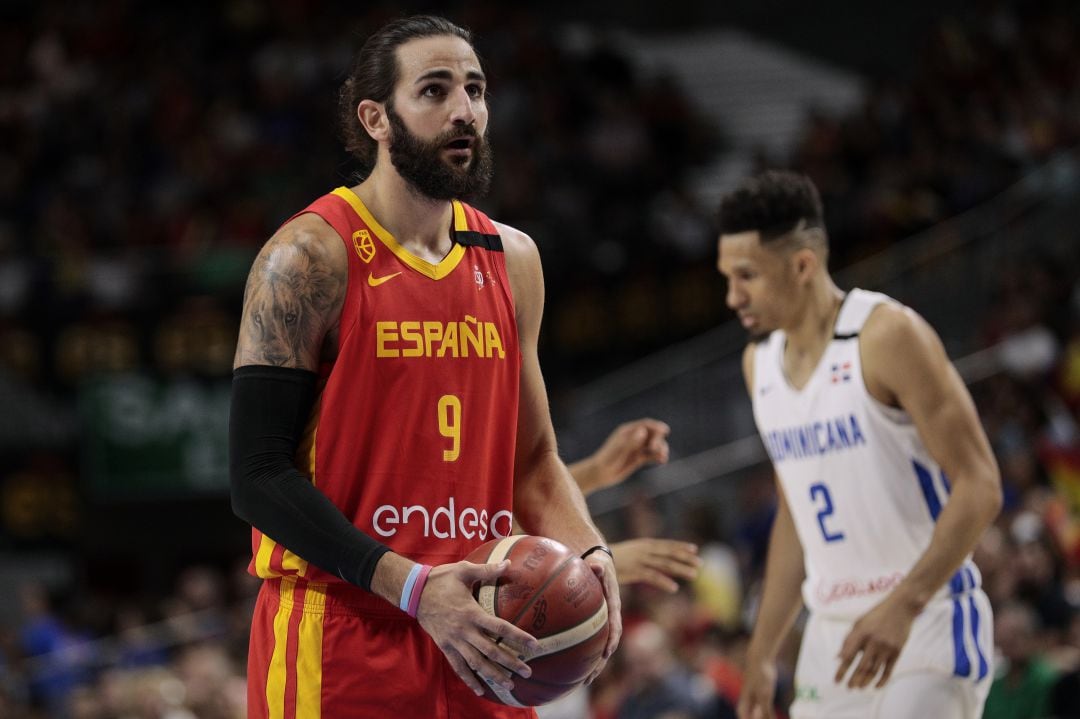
[338,15,475,177]
[717,170,825,243]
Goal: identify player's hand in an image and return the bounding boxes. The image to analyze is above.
[834,591,919,689]
[737,656,777,719]
[589,419,671,491]
[416,560,541,697]
[611,538,701,593]
[583,551,622,684]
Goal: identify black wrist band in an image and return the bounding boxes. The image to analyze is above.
[581,545,614,561]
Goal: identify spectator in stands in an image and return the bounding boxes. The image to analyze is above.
[984,602,1060,719]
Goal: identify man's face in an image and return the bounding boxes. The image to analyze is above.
[386,35,492,200]
[717,231,800,339]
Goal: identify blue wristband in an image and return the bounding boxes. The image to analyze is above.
[399,563,422,612]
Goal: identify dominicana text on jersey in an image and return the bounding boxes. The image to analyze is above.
[762,414,866,463]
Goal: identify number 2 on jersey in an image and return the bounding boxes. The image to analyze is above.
[809,482,845,542]
[438,395,462,462]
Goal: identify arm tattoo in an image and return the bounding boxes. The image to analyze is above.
[235,229,345,369]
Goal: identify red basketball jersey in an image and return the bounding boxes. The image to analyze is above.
[248,187,521,583]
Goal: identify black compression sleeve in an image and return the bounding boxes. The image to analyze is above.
[229,365,391,592]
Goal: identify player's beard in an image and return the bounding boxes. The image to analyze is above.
[386,105,493,201]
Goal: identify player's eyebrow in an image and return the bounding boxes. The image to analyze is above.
[414,69,486,84]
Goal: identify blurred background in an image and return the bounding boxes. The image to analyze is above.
[2,0,1079,716]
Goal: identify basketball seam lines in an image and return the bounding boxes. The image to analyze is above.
[529,603,607,659]
[508,554,577,627]
[483,535,523,621]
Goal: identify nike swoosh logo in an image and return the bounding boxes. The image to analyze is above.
[368,272,402,287]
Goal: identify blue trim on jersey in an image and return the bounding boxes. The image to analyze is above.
[949,563,981,596]
[914,460,943,520]
[968,595,989,681]
[949,569,966,596]
[952,599,971,677]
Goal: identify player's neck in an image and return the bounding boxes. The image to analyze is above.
[353,167,455,261]
[784,278,845,358]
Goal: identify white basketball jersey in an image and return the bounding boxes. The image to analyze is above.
[752,289,981,619]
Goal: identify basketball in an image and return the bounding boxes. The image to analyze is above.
[464,534,610,707]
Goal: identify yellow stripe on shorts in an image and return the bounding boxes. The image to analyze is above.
[266,577,296,719]
[296,583,327,719]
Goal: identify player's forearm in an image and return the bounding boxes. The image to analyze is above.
[890,469,1001,611]
[229,367,391,593]
[746,499,806,663]
[514,451,606,554]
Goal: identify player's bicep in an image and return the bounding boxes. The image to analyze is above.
[234,215,347,372]
[497,222,556,467]
[865,308,994,481]
[496,221,544,347]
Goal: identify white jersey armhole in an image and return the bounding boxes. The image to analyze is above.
[841,290,914,428]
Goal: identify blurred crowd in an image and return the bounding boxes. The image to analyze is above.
[783,0,1080,270]
[0,0,720,403]
[1,565,256,718]
[3,0,1080,717]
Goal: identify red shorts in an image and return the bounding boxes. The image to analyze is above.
[247,577,538,719]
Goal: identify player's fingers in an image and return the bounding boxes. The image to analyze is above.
[737,695,771,719]
[637,568,679,593]
[585,655,609,686]
[646,432,669,460]
[834,644,860,684]
[473,629,532,678]
[834,627,866,682]
[847,655,869,688]
[638,418,671,436]
[592,564,622,658]
[750,700,773,719]
[876,651,899,688]
[459,641,515,691]
[458,558,510,583]
[848,648,881,689]
[644,551,701,581]
[442,645,488,696]
[476,614,539,660]
[605,603,622,658]
[648,539,700,557]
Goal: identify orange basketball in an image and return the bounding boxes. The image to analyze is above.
[464,535,610,707]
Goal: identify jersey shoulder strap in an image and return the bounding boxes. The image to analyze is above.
[452,201,503,252]
[834,289,897,338]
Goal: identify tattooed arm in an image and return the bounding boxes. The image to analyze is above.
[233,213,346,371]
[230,213,403,586]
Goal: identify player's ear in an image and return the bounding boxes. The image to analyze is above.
[358,99,389,143]
[792,246,819,284]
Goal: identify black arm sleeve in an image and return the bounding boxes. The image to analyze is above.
[229,365,391,592]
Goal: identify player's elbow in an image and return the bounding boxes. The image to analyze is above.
[229,461,256,524]
[973,458,1003,525]
[983,473,1003,522]
[228,450,276,526]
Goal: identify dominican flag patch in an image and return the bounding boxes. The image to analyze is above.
[831,362,852,384]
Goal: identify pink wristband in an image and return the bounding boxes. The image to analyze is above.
[406,564,432,618]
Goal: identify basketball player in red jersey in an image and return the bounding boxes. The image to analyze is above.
[229,16,620,718]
